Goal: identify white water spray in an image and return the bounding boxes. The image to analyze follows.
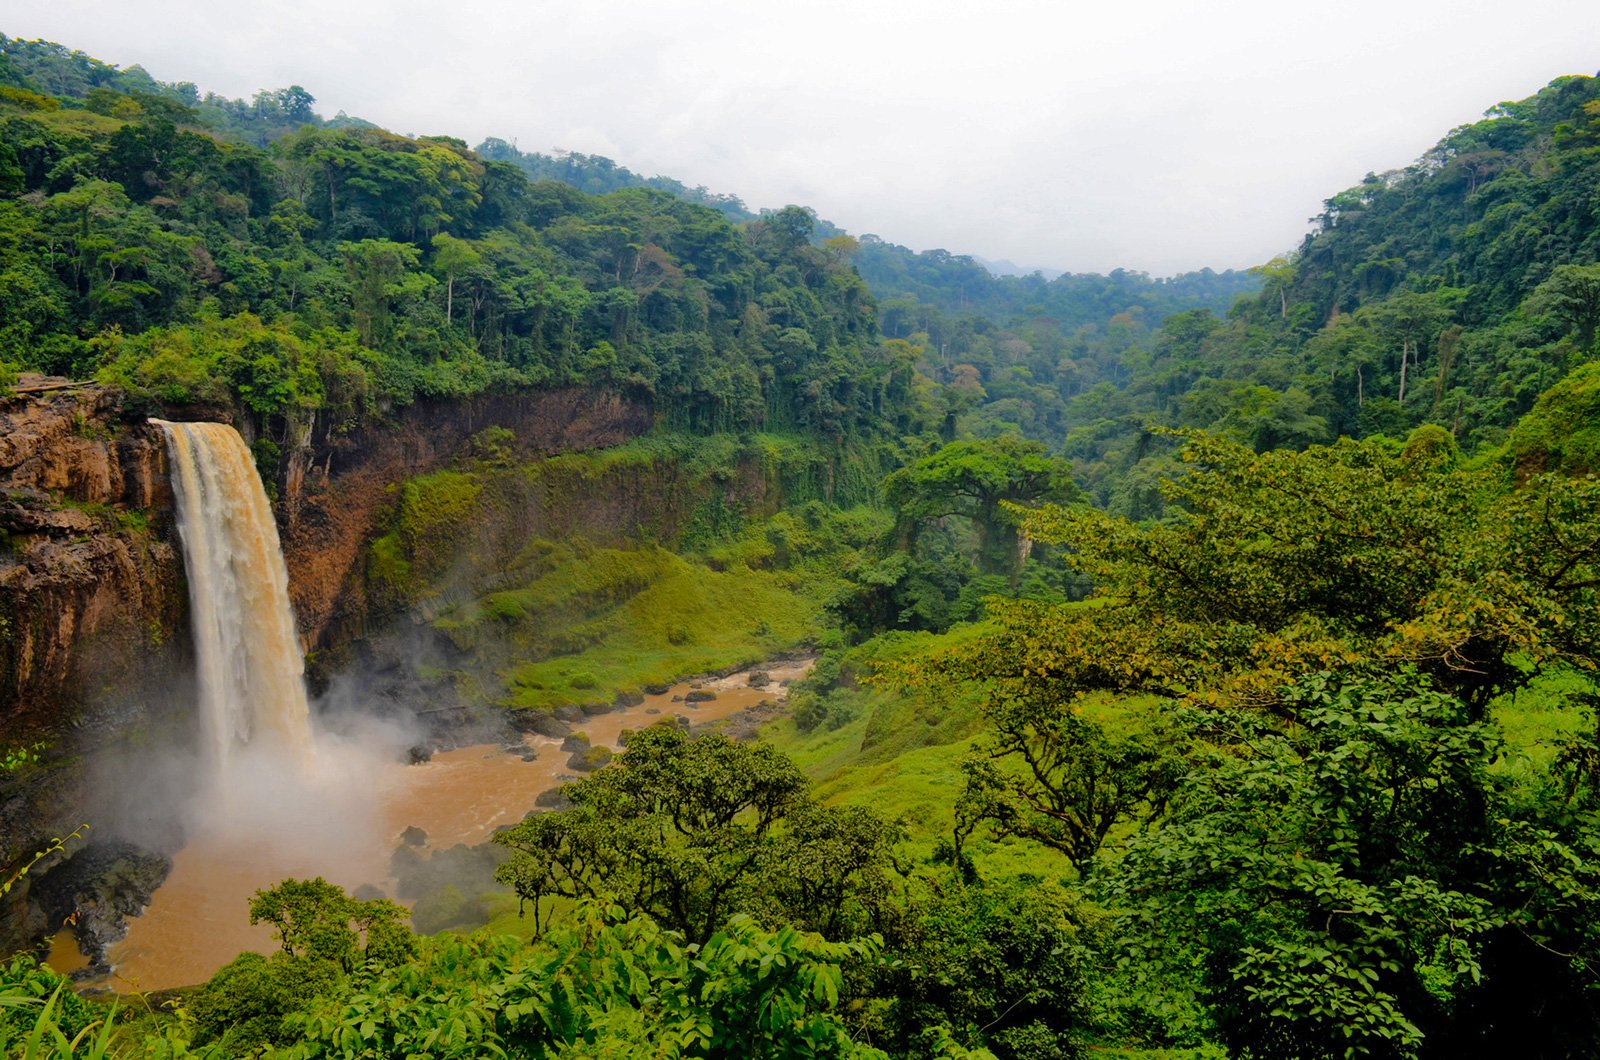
[154,420,314,780]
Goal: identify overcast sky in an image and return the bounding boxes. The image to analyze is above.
[7,1,1598,275]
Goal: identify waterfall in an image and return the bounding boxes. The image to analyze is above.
[154,420,314,777]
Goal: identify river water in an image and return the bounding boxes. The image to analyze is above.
[47,659,810,992]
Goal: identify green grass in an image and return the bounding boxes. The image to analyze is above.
[450,541,825,709]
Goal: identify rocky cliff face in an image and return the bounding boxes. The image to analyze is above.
[0,379,187,746]
[0,378,193,960]
[276,388,652,662]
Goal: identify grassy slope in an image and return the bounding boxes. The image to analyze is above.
[365,430,891,712]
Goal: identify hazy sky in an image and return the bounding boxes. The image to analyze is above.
[7,1,1598,274]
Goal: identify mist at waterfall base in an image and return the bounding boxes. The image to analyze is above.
[107,422,421,884]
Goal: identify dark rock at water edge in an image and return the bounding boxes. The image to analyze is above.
[580,700,617,717]
[560,733,590,753]
[553,705,584,723]
[748,671,771,688]
[508,710,571,738]
[27,840,172,972]
[534,788,571,811]
[613,690,645,708]
[685,690,716,702]
[701,699,785,743]
[643,683,671,696]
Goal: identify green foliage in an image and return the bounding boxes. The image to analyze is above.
[189,951,342,1055]
[883,435,1076,580]
[953,702,1181,872]
[1100,670,1600,1058]
[921,430,1600,722]
[0,954,100,1047]
[1509,359,1600,476]
[286,907,886,1059]
[494,725,898,943]
[249,877,415,972]
[0,741,46,772]
[884,877,1088,1060]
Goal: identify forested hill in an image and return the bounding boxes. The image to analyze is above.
[852,236,1258,327]
[474,137,760,224]
[0,34,375,145]
[0,38,913,454]
[904,71,1600,515]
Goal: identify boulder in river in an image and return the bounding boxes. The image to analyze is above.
[534,788,571,811]
[509,710,571,738]
[566,745,613,772]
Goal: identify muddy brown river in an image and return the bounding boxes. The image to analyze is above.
[47,660,810,992]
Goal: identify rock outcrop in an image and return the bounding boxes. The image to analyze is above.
[0,378,193,960]
[275,388,653,666]
[0,379,187,744]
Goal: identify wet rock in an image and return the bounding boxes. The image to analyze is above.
[399,826,429,848]
[645,707,661,715]
[519,748,539,762]
[389,843,425,879]
[580,700,616,717]
[685,690,717,703]
[405,744,433,764]
[748,671,771,688]
[29,840,172,971]
[613,690,645,708]
[643,682,671,696]
[534,788,571,811]
[561,733,590,753]
[671,694,684,702]
[509,710,570,738]
[553,705,584,722]
[566,745,613,772]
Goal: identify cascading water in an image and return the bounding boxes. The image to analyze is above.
[153,420,314,778]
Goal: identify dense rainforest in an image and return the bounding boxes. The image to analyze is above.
[3,32,1600,1060]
